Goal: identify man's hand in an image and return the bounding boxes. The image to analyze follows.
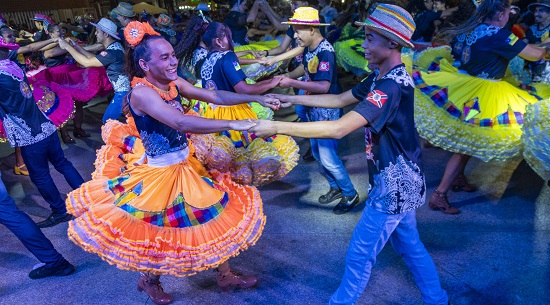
[230,118,258,131]
[278,76,293,88]
[57,38,70,50]
[249,119,277,138]
[265,93,293,108]
[257,95,281,110]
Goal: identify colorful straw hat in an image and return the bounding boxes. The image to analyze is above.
[355,4,415,49]
[528,0,550,11]
[112,2,136,18]
[90,18,120,40]
[282,7,330,26]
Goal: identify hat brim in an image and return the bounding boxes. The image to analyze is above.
[90,22,121,40]
[355,21,414,49]
[528,3,550,11]
[112,8,136,18]
[281,21,330,26]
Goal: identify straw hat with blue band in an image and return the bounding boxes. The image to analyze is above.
[112,2,136,18]
[355,4,415,49]
[90,18,120,40]
[281,7,330,26]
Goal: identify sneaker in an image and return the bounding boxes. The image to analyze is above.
[319,187,343,204]
[29,259,75,279]
[36,212,73,228]
[333,192,360,215]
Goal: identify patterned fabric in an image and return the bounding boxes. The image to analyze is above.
[0,60,57,147]
[128,88,188,157]
[110,176,230,227]
[96,41,129,92]
[455,24,501,46]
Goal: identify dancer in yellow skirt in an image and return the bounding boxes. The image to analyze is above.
[412,0,548,214]
[66,21,280,304]
[522,97,550,185]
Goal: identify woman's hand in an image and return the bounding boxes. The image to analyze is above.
[230,118,258,131]
[249,119,277,138]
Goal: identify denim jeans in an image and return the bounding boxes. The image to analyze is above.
[330,207,448,305]
[310,138,355,196]
[0,174,64,268]
[20,132,85,214]
[295,89,310,122]
[102,91,128,123]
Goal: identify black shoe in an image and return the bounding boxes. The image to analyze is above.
[319,187,343,204]
[302,147,315,162]
[29,259,75,279]
[333,192,360,215]
[36,212,73,228]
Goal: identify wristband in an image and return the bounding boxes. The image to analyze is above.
[265,50,269,56]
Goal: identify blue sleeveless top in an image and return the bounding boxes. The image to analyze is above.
[128,86,188,158]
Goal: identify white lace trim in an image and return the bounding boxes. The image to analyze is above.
[3,115,57,147]
[370,155,425,214]
[0,59,24,81]
[191,48,208,67]
[201,51,230,81]
[380,65,413,88]
[305,39,334,63]
[112,74,130,92]
[106,42,124,52]
[456,24,501,46]
[529,24,550,39]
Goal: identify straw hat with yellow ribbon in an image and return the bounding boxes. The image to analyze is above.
[282,7,330,26]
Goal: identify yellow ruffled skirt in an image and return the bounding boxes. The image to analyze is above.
[187,102,299,186]
[413,54,542,162]
[66,119,265,277]
[522,98,550,180]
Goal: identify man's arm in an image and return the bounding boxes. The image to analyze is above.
[57,38,103,67]
[250,111,367,139]
[279,77,330,94]
[247,1,261,23]
[268,89,360,109]
[262,47,304,66]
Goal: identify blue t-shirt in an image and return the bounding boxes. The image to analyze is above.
[201,51,246,92]
[451,24,526,79]
[302,39,342,121]
[95,41,130,92]
[525,24,550,44]
[42,52,66,68]
[191,46,209,79]
[225,11,249,46]
[351,64,425,215]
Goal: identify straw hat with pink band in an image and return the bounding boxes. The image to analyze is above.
[355,4,416,49]
[282,7,330,26]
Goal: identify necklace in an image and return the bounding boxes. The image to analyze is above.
[131,77,178,100]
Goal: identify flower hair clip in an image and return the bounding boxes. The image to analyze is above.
[124,21,161,47]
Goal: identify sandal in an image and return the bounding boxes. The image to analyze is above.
[60,130,75,144]
[14,164,29,176]
[73,128,91,138]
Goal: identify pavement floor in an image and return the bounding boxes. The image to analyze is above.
[0,76,549,305]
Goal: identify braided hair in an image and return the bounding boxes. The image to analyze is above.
[174,14,209,68]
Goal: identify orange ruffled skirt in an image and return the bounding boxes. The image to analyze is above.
[66,119,265,277]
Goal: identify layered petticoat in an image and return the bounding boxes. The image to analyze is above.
[522,98,550,180]
[334,26,370,78]
[186,100,299,186]
[413,47,543,162]
[66,119,265,277]
[28,63,112,103]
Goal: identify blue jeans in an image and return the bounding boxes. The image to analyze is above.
[20,132,84,214]
[0,174,64,268]
[102,91,128,123]
[295,89,310,122]
[310,138,355,196]
[330,207,448,305]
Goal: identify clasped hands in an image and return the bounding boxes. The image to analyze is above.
[241,93,293,137]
